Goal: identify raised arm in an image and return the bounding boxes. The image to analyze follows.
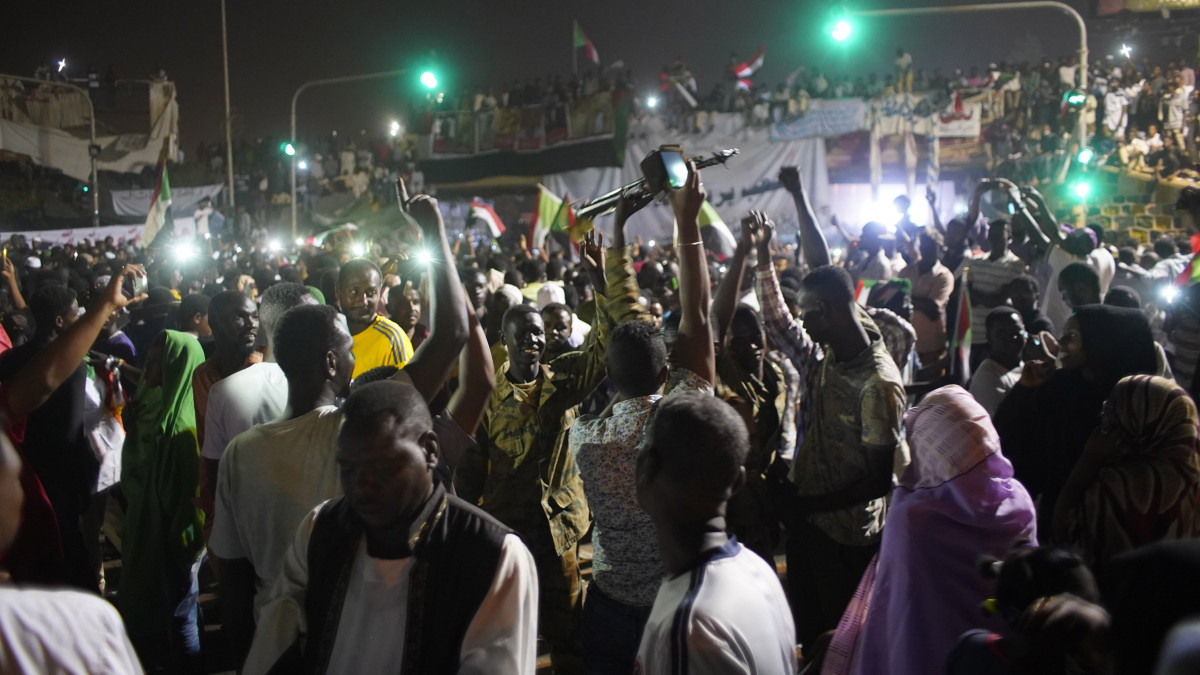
[392,189,470,402]
[995,178,1051,250]
[1,257,25,310]
[4,264,146,419]
[447,291,494,436]
[926,186,945,236]
[671,162,715,385]
[552,230,644,406]
[965,179,991,228]
[778,166,831,269]
[611,189,652,251]
[1022,185,1065,246]
[754,219,815,366]
[712,212,760,348]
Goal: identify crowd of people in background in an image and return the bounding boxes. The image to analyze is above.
[1,149,1200,674]
[183,48,1199,239]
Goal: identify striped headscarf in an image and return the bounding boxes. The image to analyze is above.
[1063,375,1200,567]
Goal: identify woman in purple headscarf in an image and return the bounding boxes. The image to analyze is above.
[822,385,1038,675]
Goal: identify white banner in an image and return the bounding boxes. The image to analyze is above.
[0,119,164,182]
[769,98,868,141]
[0,224,145,246]
[111,184,224,217]
[544,115,830,246]
[872,93,982,138]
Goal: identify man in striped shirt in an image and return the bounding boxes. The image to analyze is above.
[964,219,1027,372]
[338,259,413,379]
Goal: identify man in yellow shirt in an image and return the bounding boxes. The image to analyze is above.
[337,259,413,379]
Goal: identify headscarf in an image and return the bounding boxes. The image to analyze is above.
[118,330,207,637]
[493,284,523,309]
[823,386,1037,675]
[1071,305,1158,389]
[1063,375,1200,568]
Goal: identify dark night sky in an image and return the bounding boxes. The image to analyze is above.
[0,0,1175,151]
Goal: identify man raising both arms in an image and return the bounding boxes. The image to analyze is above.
[762,167,906,651]
[456,199,644,674]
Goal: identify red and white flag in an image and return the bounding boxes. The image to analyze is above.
[470,198,506,239]
[732,44,766,90]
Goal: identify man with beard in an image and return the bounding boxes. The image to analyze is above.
[192,290,261,449]
[339,258,413,380]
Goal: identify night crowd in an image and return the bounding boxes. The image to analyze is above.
[3,153,1200,675]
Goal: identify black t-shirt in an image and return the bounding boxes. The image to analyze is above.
[0,342,95,514]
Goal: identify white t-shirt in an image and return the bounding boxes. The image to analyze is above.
[1059,65,1077,88]
[209,405,344,617]
[965,251,1027,345]
[201,361,289,461]
[244,503,539,675]
[969,358,1022,417]
[1090,247,1116,297]
[0,587,142,674]
[634,540,796,675]
[1044,246,1084,332]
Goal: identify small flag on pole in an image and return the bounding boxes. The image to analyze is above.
[143,162,172,249]
[573,21,599,65]
[732,44,766,90]
[469,198,506,239]
[532,185,571,250]
[948,274,973,385]
[696,201,738,258]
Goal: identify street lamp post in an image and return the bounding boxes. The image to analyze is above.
[289,68,413,239]
[840,2,1088,150]
[220,0,236,211]
[1,73,100,226]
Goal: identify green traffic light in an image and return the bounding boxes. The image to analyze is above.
[420,71,438,89]
[832,19,853,42]
[282,143,296,157]
[1077,148,1094,164]
[1072,181,1092,199]
[1066,90,1087,107]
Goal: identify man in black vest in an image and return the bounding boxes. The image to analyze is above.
[242,380,538,675]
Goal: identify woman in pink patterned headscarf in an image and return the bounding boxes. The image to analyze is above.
[822,385,1038,675]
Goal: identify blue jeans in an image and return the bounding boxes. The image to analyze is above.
[581,582,652,675]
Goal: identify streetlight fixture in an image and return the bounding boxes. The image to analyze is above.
[1120,43,1132,59]
[831,20,853,42]
[220,0,236,210]
[290,67,423,238]
[646,96,659,109]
